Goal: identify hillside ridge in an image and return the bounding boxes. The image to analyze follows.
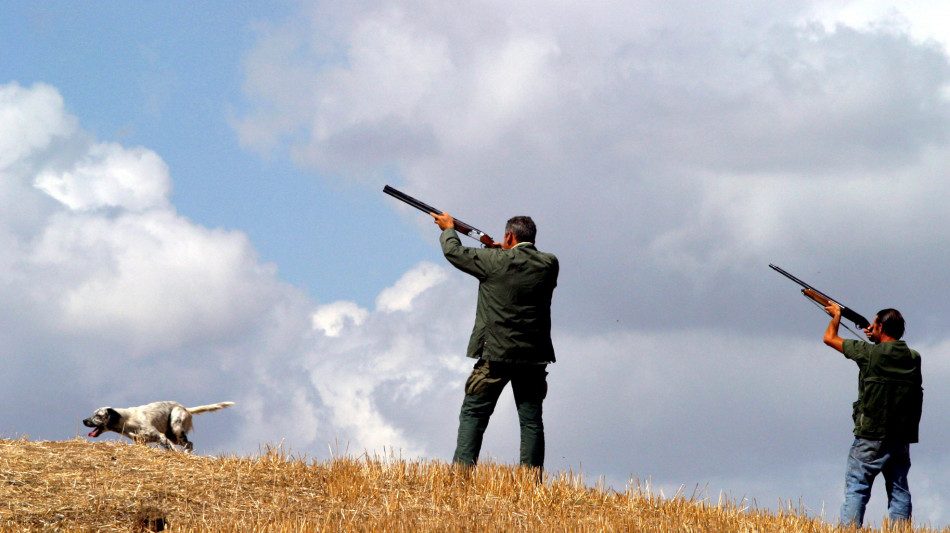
[0,437,929,532]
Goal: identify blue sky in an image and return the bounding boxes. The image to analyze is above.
[5,1,950,528]
[2,1,432,306]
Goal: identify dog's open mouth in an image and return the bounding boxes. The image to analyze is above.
[88,427,104,438]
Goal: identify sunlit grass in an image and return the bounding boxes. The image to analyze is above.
[0,437,941,532]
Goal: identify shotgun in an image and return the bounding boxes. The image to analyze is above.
[769,263,871,331]
[383,185,497,247]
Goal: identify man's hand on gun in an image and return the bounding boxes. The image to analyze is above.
[431,211,502,247]
[430,211,455,231]
[824,300,842,319]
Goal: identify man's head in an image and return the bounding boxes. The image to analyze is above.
[867,308,905,342]
[503,216,537,249]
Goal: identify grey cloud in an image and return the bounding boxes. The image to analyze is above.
[232,3,950,524]
[236,2,950,337]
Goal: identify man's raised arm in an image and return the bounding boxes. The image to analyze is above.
[823,301,845,353]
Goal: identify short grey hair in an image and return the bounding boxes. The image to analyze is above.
[505,216,537,243]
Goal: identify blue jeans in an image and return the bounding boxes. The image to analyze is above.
[453,360,548,468]
[840,437,912,527]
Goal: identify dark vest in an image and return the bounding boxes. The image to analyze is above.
[845,340,923,442]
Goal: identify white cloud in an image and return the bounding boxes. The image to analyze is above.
[0,81,311,431]
[44,211,281,352]
[805,1,950,50]
[299,261,474,458]
[376,261,447,312]
[312,300,369,337]
[0,82,470,465]
[35,142,171,212]
[0,82,78,170]
[7,119,293,355]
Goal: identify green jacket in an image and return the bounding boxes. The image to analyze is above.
[842,339,923,442]
[440,228,558,364]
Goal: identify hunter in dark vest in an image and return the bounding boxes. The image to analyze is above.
[823,303,923,527]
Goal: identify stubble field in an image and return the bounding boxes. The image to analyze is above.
[0,437,939,532]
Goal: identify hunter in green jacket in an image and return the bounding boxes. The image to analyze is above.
[440,226,558,364]
[432,212,558,469]
[823,303,922,527]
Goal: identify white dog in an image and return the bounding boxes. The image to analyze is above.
[83,401,234,451]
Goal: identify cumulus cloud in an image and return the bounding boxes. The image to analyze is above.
[0,83,310,443]
[312,301,368,337]
[235,1,950,335]
[1,89,295,360]
[299,262,474,457]
[0,82,78,170]
[376,261,447,312]
[35,142,171,212]
[0,89,469,462]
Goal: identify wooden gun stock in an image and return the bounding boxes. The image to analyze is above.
[770,264,871,331]
[801,289,871,330]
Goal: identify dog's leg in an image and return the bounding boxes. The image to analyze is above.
[158,435,174,449]
[169,429,193,452]
[125,428,170,449]
[168,406,194,452]
[136,428,172,449]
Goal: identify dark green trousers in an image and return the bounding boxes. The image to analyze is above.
[452,359,548,468]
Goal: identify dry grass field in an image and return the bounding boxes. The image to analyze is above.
[0,437,941,532]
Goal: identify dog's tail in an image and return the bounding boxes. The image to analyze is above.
[186,401,235,414]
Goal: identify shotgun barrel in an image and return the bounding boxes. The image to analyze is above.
[384,185,496,247]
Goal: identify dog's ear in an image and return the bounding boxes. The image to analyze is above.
[106,408,121,425]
